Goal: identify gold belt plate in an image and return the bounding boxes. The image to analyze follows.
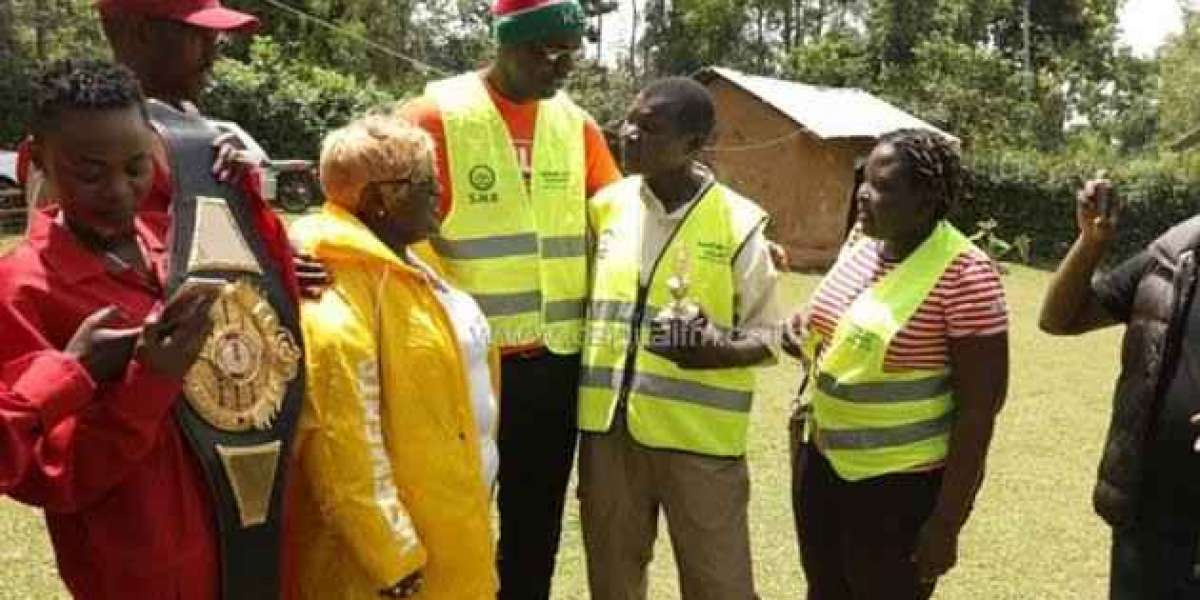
[184,280,300,432]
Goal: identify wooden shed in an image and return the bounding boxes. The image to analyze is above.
[694,67,956,269]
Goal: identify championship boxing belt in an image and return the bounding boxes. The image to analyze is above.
[148,101,304,600]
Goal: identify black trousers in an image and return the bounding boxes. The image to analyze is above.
[1111,525,1200,599]
[793,442,942,600]
[496,351,581,600]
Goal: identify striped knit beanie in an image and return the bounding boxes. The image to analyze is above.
[492,0,586,46]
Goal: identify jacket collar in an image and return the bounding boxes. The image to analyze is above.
[27,208,167,285]
[292,204,430,279]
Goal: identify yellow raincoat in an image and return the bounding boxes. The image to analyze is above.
[286,204,498,599]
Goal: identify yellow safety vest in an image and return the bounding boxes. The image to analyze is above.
[579,176,767,457]
[805,220,976,481]
[426,74,588,353]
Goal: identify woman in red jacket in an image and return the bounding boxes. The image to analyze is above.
[0,59,221,599]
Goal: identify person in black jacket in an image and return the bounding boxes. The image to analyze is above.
[1041,175,1200,599]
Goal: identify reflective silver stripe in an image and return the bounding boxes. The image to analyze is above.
[589,300,638,322]
[588,300,663,325]
[474,291,542,316]
[817,412,955,450]
[815,371,951,403]
[632,372,752,412]
[430,234,538,259]
[580,365,624,391]
[579,367,752,413]
[541,235,587,258]
[545,299,585,322]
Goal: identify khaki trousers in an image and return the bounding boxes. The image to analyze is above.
[578,413,757,600]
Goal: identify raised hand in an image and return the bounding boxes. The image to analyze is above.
[211,131,266,184]
[1076,173,1119,245]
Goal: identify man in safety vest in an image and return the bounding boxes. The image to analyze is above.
[396,1,621,597]
[576,77,783,600]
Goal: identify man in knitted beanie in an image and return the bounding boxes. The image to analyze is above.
[396,1,622,599]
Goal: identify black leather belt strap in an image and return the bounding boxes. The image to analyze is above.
[148,101,304,600]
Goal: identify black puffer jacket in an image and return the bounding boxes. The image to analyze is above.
[1095,215,1200,527]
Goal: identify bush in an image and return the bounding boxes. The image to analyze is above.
[0,36,398,159]
[203,36,398,160]
[953,148,1200,264]
[0,55,38,147]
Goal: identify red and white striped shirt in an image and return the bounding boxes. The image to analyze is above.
[805,238,1008,372]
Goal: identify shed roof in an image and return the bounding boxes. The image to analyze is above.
[695,66,957,143]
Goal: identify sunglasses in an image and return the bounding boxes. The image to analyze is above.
[373,177,439,199]
[533,44,583,63]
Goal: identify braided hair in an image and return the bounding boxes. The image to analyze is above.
[30,58,147,137]
[876,128,962,219]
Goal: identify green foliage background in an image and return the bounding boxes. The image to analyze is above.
[956,150,1200,263]
[201,38,395,159]
[3,0,1200,257]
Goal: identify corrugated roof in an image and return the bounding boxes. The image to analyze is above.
[695,66,957,142]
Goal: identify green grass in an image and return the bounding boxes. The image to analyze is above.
[0,253,1119,599]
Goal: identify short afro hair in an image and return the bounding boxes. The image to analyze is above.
[640,76,716,141]
[30,58,147,136]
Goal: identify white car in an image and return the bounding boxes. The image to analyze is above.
[0,150,22,210]
[208,120,321,213]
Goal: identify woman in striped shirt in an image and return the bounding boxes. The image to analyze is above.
[785,129,1010,600]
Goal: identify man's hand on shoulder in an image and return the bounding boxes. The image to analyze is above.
[211,131,267,184]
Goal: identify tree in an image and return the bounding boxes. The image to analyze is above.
[230,0,490,86]
[640,0,770,76]
[785,30,872,88]
[1158,10,1200,146]
[882,36,1041,149]
[581,0,620,60]
[1072,48,1159,153]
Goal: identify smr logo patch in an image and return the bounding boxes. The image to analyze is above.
[469,165,497,192]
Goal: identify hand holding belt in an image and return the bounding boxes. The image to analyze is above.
[149,100,305,600]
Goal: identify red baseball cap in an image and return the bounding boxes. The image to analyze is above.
[97,0,261,33]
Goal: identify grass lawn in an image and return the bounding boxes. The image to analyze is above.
[0,229,1119,598]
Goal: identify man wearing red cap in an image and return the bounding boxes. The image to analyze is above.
[94,0,311,296]
[20,0,261,207]
[398,1,621,598]
[99,3,310,600]
[98,0,259,106]
[6,3,305,599]
[22,0,302,295]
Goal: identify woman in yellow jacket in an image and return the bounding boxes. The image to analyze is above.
[286,115,499,599]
